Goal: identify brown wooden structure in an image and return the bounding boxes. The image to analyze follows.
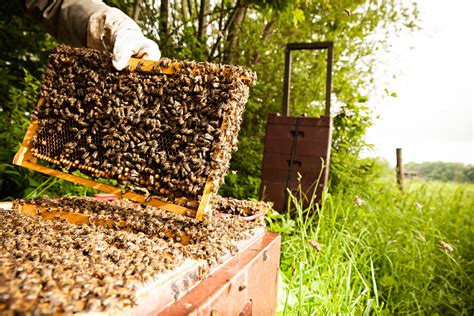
[261,42,333,212]
[396,148,404,191]
[159,232,280,315]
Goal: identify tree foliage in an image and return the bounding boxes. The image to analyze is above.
[0,2,57,198]
[0,0,418,200]
[123,0,418,196]
[405,161,474,183]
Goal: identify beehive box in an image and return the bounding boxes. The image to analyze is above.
[0,196,270,314]
[13,46,256,220]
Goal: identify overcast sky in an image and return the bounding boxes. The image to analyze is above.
[364,0,473,165]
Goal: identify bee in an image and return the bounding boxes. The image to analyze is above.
[144,195,152,203]
[439,240,454,253]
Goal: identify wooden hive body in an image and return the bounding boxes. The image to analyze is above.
[261,113,331,212]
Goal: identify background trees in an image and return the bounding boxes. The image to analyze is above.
[0,0,418,199]
[405,161,474,183]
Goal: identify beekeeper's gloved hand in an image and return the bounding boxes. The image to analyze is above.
[87,7,160,70]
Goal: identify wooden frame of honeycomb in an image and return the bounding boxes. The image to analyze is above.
[13,48,255,221]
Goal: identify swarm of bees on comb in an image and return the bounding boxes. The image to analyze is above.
[0,196,267,314]
[1,46,272,314]
[31,46,256,212]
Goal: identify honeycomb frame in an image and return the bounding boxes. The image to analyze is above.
[13,48,255,220]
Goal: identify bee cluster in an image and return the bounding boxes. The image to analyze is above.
[211,195,272,216]
[0,196,264,314]
[31,46,256,208]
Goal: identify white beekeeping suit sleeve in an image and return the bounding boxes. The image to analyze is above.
[23,0,160,70]
[87,7,160,70]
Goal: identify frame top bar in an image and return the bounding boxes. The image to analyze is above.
[286,42,333,50]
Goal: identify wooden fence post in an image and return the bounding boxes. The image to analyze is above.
[396,148,404,191]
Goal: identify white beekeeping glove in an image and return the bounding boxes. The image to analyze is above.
[87,7,160,70]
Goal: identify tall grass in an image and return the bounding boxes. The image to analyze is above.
[267,179,473,315]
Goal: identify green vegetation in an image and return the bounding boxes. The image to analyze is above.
[0,0,418,200]
[1,3,471,314]
[405,161,474,183]
[268,177,473,314]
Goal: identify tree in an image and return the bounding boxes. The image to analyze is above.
[405,161,473,183]
[126,0,418,196]
[0,2,58,199]
[0,0,419,199]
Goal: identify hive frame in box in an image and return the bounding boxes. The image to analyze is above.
[12,57,252,221]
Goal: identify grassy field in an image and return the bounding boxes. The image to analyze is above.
[267,179,473,315]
